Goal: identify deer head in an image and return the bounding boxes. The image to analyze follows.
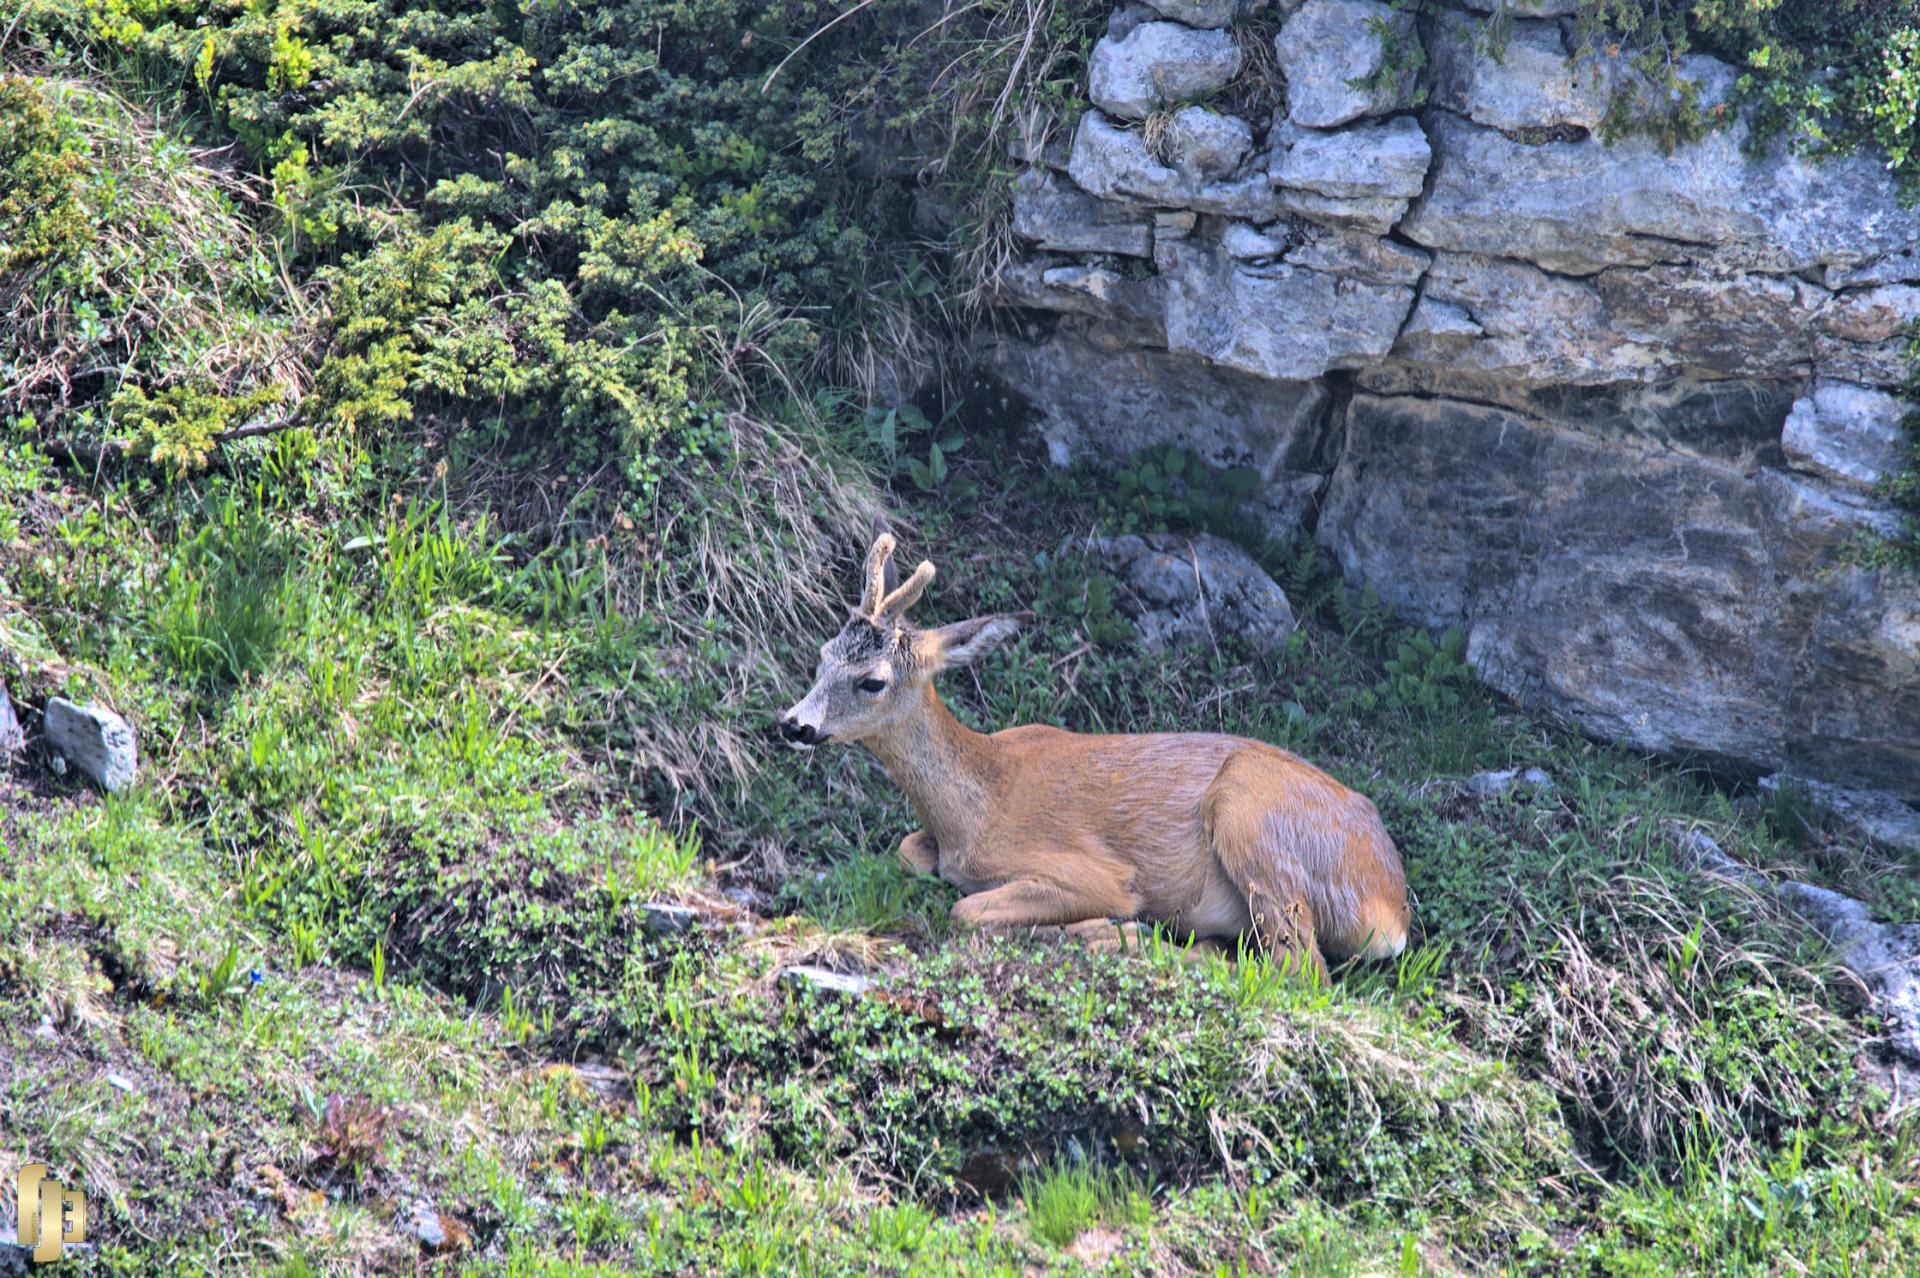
[778,532,1026,748]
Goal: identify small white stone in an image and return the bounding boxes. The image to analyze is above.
[44,698,137,792]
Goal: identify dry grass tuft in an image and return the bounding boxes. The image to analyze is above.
[1229,19,1288,127]
[1140,110,1177,164]
[0,71,313,423]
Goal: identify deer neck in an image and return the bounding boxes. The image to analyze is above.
[862,682,996,851]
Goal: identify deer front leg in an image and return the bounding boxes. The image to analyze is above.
[897,830,939,876]
[950,877,1140,931]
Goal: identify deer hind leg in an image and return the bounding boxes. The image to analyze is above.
[1203,749,1349,981]
[1206,748,1411,970]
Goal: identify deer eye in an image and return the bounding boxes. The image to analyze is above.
[857,676,888,694]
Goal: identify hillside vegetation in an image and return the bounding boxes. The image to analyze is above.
[3,0,1919,1272]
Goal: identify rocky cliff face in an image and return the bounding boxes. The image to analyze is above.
[982,0,1920,802]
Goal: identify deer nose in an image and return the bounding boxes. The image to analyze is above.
[779,717,818,745]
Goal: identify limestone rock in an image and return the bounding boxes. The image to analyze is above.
[781,965,873,997]
[1318,393,1920,798]
[1404,96,1920,278]
[1393,294,1483,362]
[1089,22,1242,121]
[1108,1,1159,39]
[1269,116,1430,203]
[44,697,137,792]
[0,682,21,754]
[1283,226,1429,286]
[1275,189,1411,236]
[1219,222,1289,262]
[985,7,1920,807]
[1390,251,1913,390]
[1143,0,1242,28]
[995,257,1167,343]
[1460,0,1576,15]
[1267,114,1430,233]
[1069,110,1284,219]
[1775,881,1920,1061]
[1090,532,1297,651]
[1274,0,1419,128]
[1761,775,1920,855]
[1163,106,1253,180]
[1426,12,1609,132]
[1010,169,1153,257]
[1781,381,1913,490]
[1686,829,1920,1068]
[1163,236,1417,380]
[1466,767,1554,797]
[980,326,1331,530]
[640,903,700,935]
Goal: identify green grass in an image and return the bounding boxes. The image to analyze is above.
[1020,1161,1153,1247]
[4,411,1917,1273]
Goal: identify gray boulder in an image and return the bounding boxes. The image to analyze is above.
[1781,380,1913,490]
[1142,0,1243,27]
[1090,532,1297,652]
[1267,115,1430,234]
[1162,236,1417,380]
[1685,829,1920,1068]
[1010,168,1154,257]
[1403,95,1920,278]
[0,681,21,754]
[1282,226,1430,286]
[1760,774,1920,855]
[1108,1,1160,39]
[1270,115,1430,201]
[1777,881,1920,1062]
[1460,0,1577,14]
[981,326,1331,529]
[44,697,137,792]
[781,965,873,997]
[1163,106,1254,180]
[1426,12,1609,132]
[1273,0,1418,128]
[1466,767,1554,797]
[1391,251,1918,390]
[1089,22,1242,121]
[1317,393,1920,799]
[995,259,1168,343]
[1068,110,1284,219]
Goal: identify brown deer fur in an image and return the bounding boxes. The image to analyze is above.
[778,533,1410,974]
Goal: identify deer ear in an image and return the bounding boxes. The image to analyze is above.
[925,611,1031,670]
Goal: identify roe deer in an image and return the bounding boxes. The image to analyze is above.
[778,532,1410,975]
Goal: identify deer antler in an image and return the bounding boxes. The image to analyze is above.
[876,560,935,623]
[857,529,935,624]
[858,532,897,618]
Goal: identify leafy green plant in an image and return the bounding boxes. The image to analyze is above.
[1375,626,1473,716]
[1085,444,1261,538]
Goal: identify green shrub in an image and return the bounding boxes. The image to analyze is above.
[1579,0,1920,186]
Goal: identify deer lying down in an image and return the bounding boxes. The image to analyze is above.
[778,533,1411,976]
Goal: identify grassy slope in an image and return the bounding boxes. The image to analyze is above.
[5,401,1920,1274]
